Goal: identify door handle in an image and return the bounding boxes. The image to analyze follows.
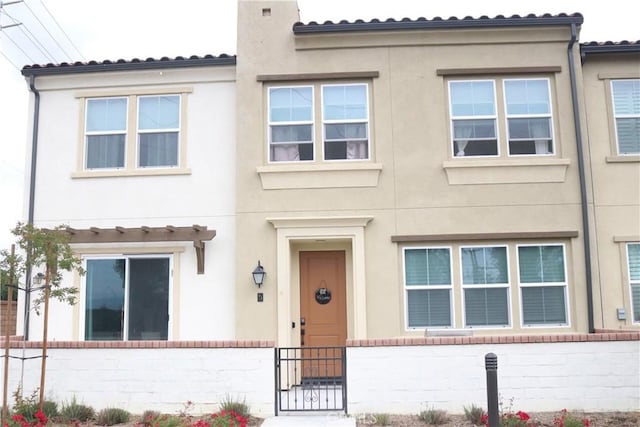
[300,328,305,346]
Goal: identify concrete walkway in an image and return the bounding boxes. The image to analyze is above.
[261,414,356,426]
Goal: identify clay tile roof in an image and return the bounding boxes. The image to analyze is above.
[293,12,583,34]
[21,53,236,77]
[580,40,640,56]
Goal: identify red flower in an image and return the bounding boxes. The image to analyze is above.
[516,411,530,421]
[34,411,47,424]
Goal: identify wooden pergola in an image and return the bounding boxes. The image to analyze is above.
[62,225,216,274]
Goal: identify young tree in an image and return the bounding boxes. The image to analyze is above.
[1,222,84,415]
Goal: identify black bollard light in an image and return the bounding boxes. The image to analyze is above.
[485,353,499,427]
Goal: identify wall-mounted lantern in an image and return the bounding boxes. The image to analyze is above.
[33,272,45,286]
[252,261,266,288]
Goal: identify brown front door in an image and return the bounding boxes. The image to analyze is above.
[299,251,346,379]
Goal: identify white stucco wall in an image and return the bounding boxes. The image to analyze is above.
[347,341,640,413]
[18,65,237,342]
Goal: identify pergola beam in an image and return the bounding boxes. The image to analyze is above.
[59,225,216,274]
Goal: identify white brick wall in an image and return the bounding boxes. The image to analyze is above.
[347,341,640,413]
[2,340,637,417]
[1,347,274,416]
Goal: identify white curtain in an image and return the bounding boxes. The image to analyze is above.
[272,144,300,161]
[531,119,550,154]
[455,122,473,156]
[346,141,367,159]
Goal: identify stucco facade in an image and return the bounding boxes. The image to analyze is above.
[581,47,640,329]
[9,0,639,416]
[15,0,638,348]
[20,62,237,341]
[234,0,636,345]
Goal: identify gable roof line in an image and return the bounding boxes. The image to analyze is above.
[292,13,584,34]
[580,40,640,56]
[21,54,236,77]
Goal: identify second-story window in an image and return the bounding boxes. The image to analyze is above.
[611,79,640,155]
[449,80,498,157]
[138,95,180,167]
[504,79,553,155]
[269,86,314,162]
[448,77,555,158]
[85,97,128,169]
[268,83,370,163]
[322,84,369,160]
[84,94,182,171]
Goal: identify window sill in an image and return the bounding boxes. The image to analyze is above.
[256,163,383,189]
[442,158,570,185]
[606,155,640,163]
[71,168,192,179]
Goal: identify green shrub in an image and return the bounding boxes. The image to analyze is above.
[140,410,162,427]
[59,397,95,422]
[418,407,449,425]
[464,404,485,425]
[372,413,391,425]
[95,407,130,426]
[149,414,187,427]
[219,395,250,419]
[10,388,58,422]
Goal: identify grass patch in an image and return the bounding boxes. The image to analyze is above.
[219,395,250,419]
[463,404,485,425]
[95,407,130,426]
[59,396,95,423]
[372,413,391,425]
[418,408,449,425]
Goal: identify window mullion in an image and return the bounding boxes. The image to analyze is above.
[127,95,137,169]
[123,257,130,341]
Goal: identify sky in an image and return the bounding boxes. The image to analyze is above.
[0,0,639,250]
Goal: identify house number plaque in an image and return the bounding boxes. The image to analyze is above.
[315,287,331,304]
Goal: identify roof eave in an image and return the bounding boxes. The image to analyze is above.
[293,16,584,35]
[580,45,640,57]
[21,56,237,77]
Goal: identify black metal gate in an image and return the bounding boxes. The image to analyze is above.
[274,347,347,414]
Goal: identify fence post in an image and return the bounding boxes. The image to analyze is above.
[485,353,499,427]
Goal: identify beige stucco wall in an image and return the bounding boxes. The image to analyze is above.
[582,55,640,330]
[235,0,592,342]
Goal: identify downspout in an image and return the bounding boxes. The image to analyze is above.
[24,74,41,340]
[567,24,595,333]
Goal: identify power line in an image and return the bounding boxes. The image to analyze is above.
[0,47,21,71]
[1,8,56,62]
[38,0,84,60]
[21,0,74,62]
[0,29,36,63]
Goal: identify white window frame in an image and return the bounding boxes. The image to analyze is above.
[517,243,570,328]
[448,80,499,158]
[627,242,640,323]
[611,79,640,156]
[321,83,371,162]
[403,246,454,330]
[267,85,315,163]
[503,78,555,157]
[460,245,512,329]
[80,254,174,341]
[84,96,128,170]
[136,94,181,169]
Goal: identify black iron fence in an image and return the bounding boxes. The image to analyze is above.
[274,347,347,414]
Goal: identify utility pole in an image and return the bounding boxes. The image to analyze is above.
[0,1,24,31]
